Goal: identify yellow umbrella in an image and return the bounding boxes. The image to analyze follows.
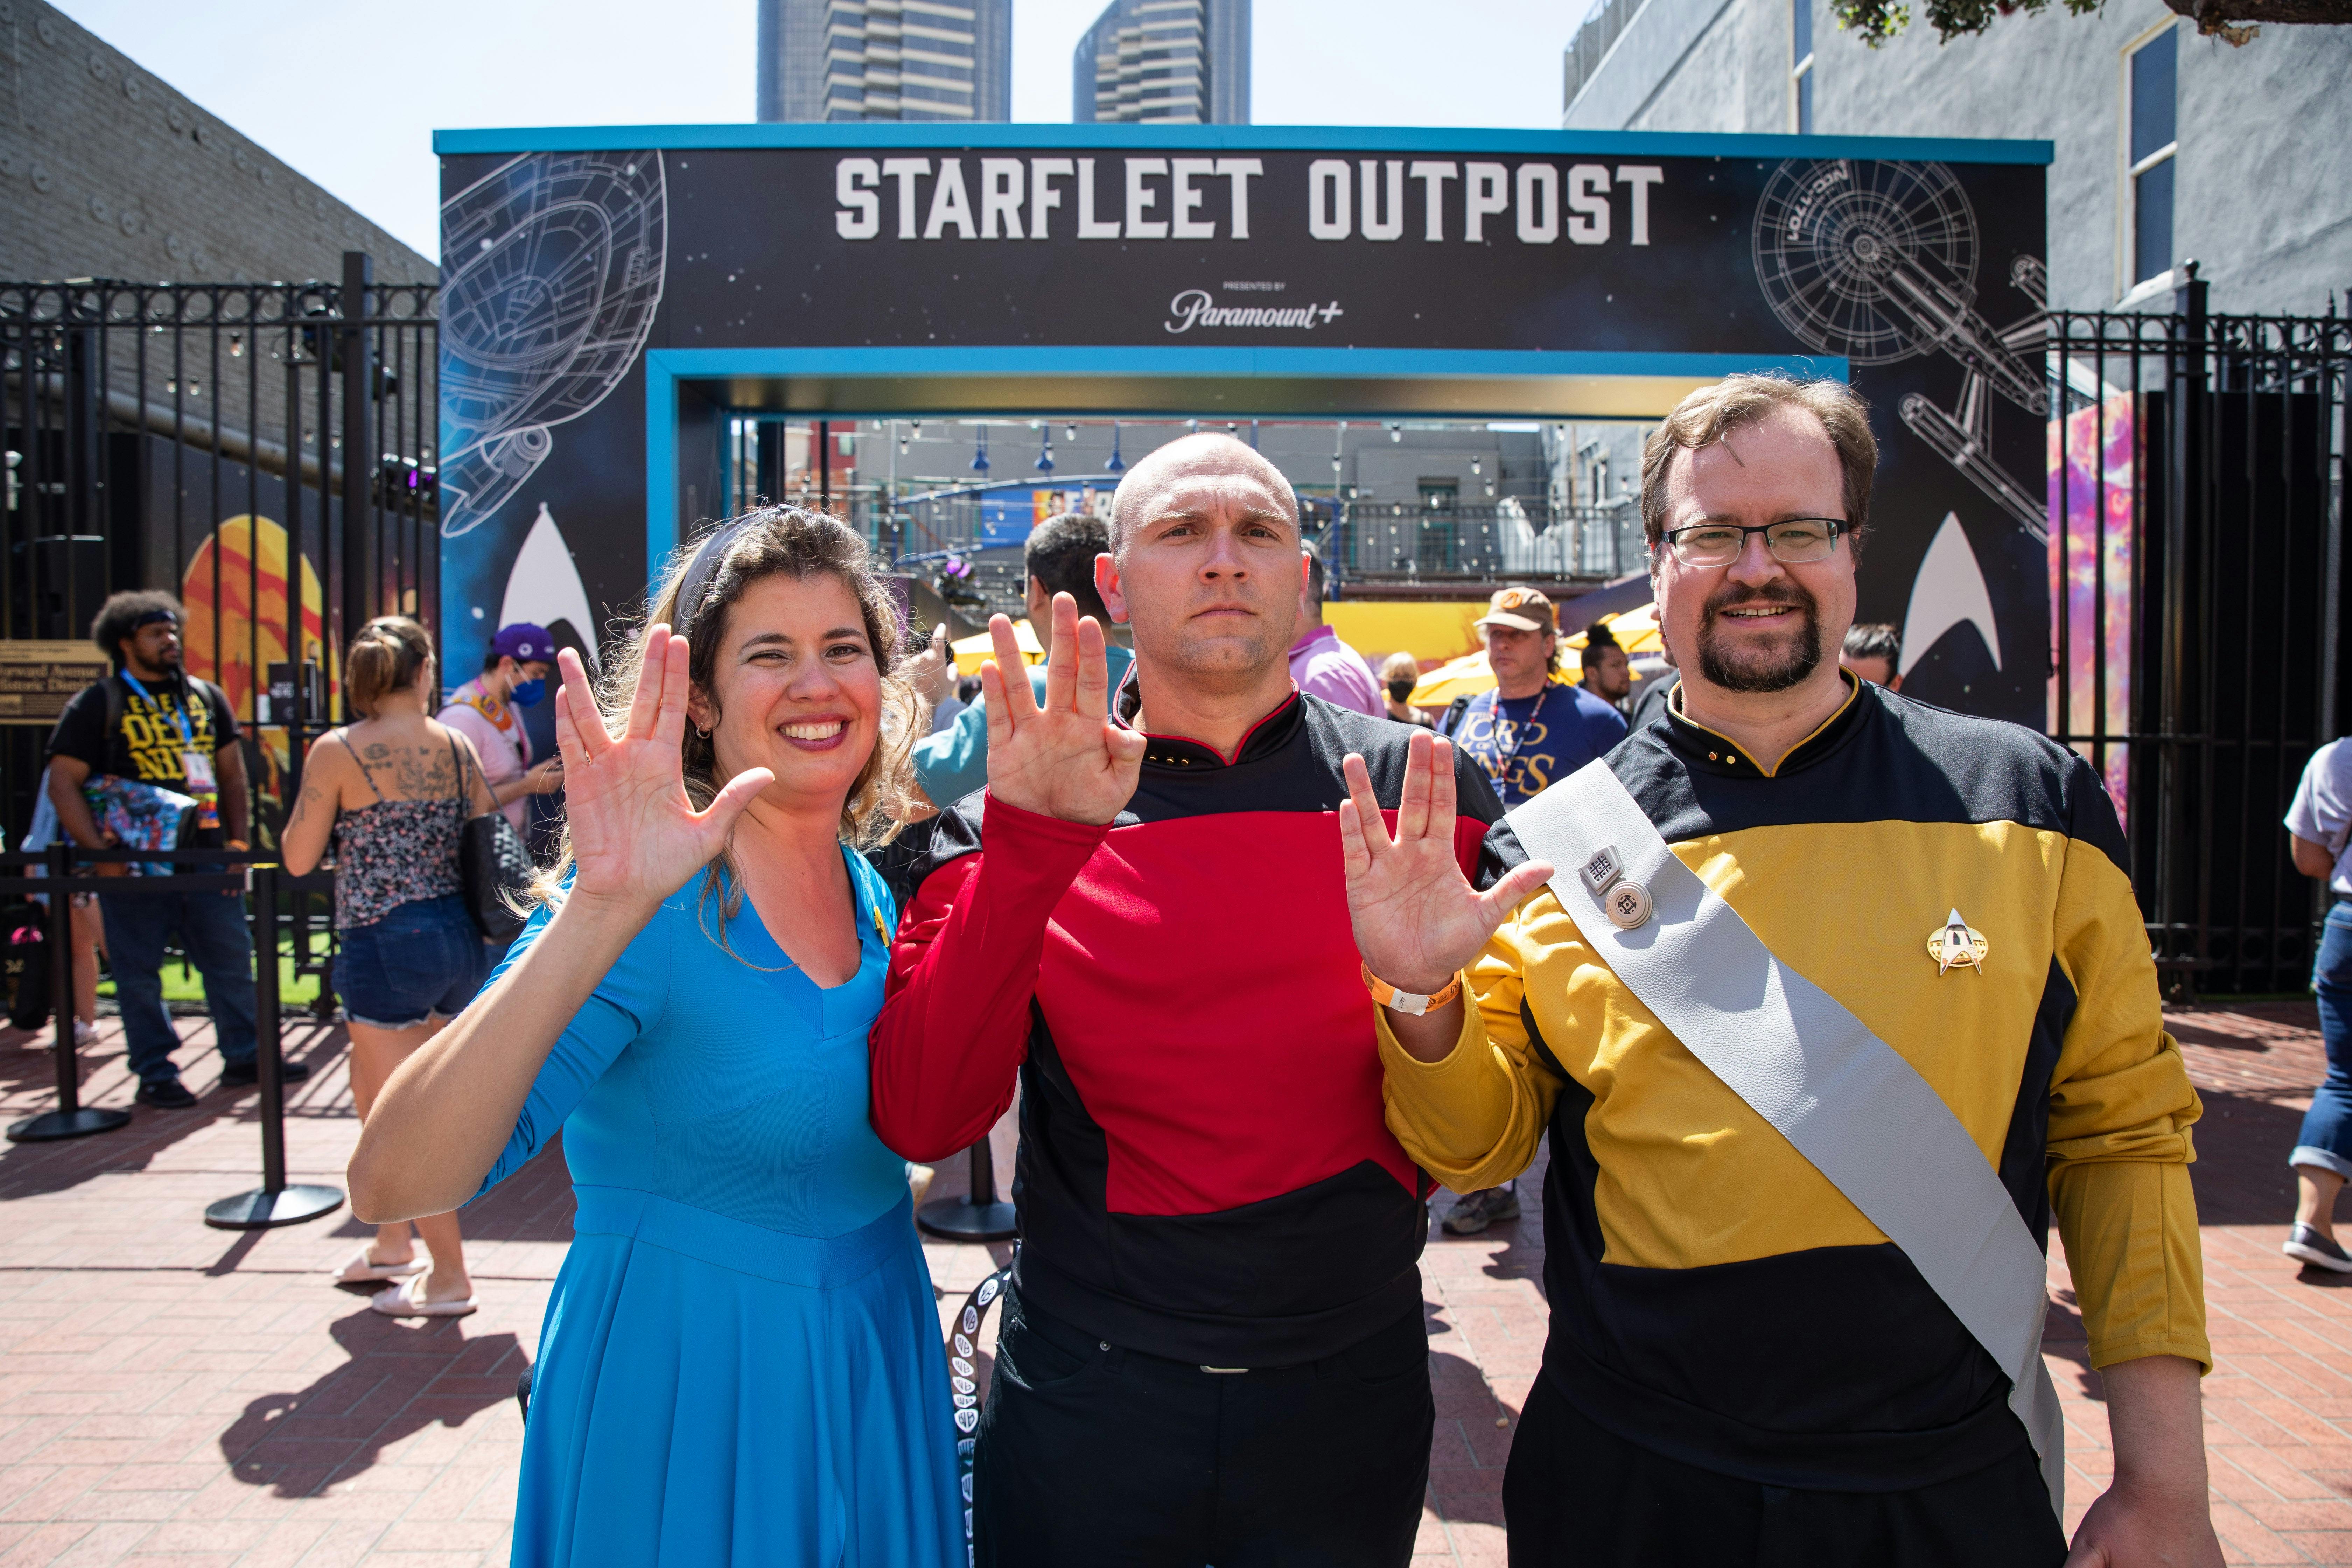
[1407,650,1580,708]
[1567,606,1664,656]
[1406,602,1663,706]
[951,618,1044,676]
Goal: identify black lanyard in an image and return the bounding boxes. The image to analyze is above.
[1480,685,1553,788]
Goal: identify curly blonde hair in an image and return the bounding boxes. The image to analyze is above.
[532,506,922,938]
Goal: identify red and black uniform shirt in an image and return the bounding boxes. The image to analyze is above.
[872,691,1508,1367]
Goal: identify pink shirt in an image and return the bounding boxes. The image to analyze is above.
[1287,624,1385,718]
[438,677,532,832]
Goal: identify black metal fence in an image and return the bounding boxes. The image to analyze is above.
[0,256,440,848]
[2049,273,2350,996]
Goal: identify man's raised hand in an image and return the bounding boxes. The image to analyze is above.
[983,593,1145,825]
[554,629,772,915]
[1340,732,1553,997]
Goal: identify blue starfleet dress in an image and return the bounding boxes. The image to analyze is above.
[478,849,963,1568]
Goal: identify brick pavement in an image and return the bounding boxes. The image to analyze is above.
[0,1001,2341,1566]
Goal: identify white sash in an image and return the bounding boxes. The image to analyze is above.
[1505,760,2064,1517]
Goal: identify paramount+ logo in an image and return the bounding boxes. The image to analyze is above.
[1164,288,1344,334]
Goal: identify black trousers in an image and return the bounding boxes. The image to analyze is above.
[1503,1375,2068,1568]
[973,1288,1433,1568]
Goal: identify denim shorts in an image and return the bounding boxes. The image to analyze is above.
[336,893,490,1029]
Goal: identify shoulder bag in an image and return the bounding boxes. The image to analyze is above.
[450,737,533,945]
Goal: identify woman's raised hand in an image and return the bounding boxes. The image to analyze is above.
[983,593,1145,826]
[553,629,772,913]
[1339,733,1553,995]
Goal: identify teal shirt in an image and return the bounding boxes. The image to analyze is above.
[913,643,1134,809]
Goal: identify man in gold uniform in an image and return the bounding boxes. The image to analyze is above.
[1336,375,2220,1566]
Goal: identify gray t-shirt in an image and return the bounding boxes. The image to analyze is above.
[2285,737,2352,895]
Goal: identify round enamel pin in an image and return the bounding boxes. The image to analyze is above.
[1926,908,1989,975]
[1602,879,1653,931]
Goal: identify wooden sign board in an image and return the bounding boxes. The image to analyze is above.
[0,642,108,725]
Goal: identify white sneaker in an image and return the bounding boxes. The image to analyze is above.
[72,1020,97,1049]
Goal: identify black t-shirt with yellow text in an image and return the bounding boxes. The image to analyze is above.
[46,672,240,845]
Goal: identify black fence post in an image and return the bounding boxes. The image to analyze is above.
[340,251,376,647]
[917,1134,1017,1242]
[6,841,131,1141]
[205,862,342,1228]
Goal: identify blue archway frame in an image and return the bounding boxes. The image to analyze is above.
[636,344,1849,583]
[434,122,2050,595]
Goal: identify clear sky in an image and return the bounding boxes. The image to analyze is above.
[53,0,1585,267]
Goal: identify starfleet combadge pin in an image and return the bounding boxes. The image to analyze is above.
[1603,878,1653,930]
[1577,845,1624,897]
[1927,908,1989,975]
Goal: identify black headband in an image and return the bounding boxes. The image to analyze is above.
[673,516,759,639]
[131,608,179,631]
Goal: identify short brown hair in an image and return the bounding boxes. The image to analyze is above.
[1640,375,1877,550]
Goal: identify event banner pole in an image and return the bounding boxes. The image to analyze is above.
[205,863,342,1229]
[6,842,131,1142]
[917,1134,1018,1242]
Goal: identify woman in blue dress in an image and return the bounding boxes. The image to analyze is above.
[348,507,964,1567]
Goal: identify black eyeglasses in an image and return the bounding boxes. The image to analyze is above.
[1660,518,1847,567]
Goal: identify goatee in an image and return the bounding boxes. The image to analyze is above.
[1696,582,1821,694]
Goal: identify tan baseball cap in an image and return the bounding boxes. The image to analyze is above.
[1474,586,1557,634]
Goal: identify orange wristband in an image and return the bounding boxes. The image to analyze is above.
[1361,962,1463,1017]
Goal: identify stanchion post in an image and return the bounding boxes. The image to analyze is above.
[254,862,286,1193]
[917,1132,1018,1242]
[205,860,342,1229]
[6,842,131,1142]
[45,840,75,1116]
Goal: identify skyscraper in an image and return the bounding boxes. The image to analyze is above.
[1073,0,1250,125]
[756,0,1010,123]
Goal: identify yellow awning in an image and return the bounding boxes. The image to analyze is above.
[1321,601,1488,665]
[951,618,1043,675]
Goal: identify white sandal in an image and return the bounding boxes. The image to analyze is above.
[335,1247,427,1284]
[370,1274,478,1318]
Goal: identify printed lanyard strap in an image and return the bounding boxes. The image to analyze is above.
[1481,685,1550,786]
[119,671,195,747]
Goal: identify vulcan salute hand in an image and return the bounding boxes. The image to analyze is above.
[1340,732,1553,1000]
[552,629,773,916]
[983,593,1146,826]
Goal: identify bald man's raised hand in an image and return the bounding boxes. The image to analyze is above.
[982,593,1144,826]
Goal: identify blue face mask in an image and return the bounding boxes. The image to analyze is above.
[509,677,546,708]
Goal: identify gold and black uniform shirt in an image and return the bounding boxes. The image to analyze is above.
[1384,676,2206,1492]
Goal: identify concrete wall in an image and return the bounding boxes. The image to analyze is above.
[1566,0,2352,313]
[0,0,434,284]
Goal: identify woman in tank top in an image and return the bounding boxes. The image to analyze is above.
[282,616,499,1318]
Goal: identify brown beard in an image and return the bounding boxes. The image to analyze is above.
[1696,581,1821,694]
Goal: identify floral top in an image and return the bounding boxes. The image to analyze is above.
[329,731,468,931]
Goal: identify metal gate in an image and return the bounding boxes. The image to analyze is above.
[2049,271,2351,997]
[0,253,439,844]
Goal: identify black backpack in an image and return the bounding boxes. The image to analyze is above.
[3,901,51,1031]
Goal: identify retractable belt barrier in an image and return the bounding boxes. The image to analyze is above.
[0,846,344,1230]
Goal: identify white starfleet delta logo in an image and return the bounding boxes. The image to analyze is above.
[1164,289,1344,334]
[1926,908,1990,975]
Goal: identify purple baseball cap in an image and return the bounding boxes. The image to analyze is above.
[489,623,554,663]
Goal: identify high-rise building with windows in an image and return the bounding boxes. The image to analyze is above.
[1073,0,1250,125]
[757,0,1010,123]
[1555,0,2346,312]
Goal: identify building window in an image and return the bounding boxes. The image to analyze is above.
[1791,0,1815,134]
[2124,23,2178,288]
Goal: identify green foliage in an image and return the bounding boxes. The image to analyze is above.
[1831,0,2108,46]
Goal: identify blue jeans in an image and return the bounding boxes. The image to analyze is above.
[2295,904,2352,1180]
[334,894,488,1029]
[97,888,259,1088]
